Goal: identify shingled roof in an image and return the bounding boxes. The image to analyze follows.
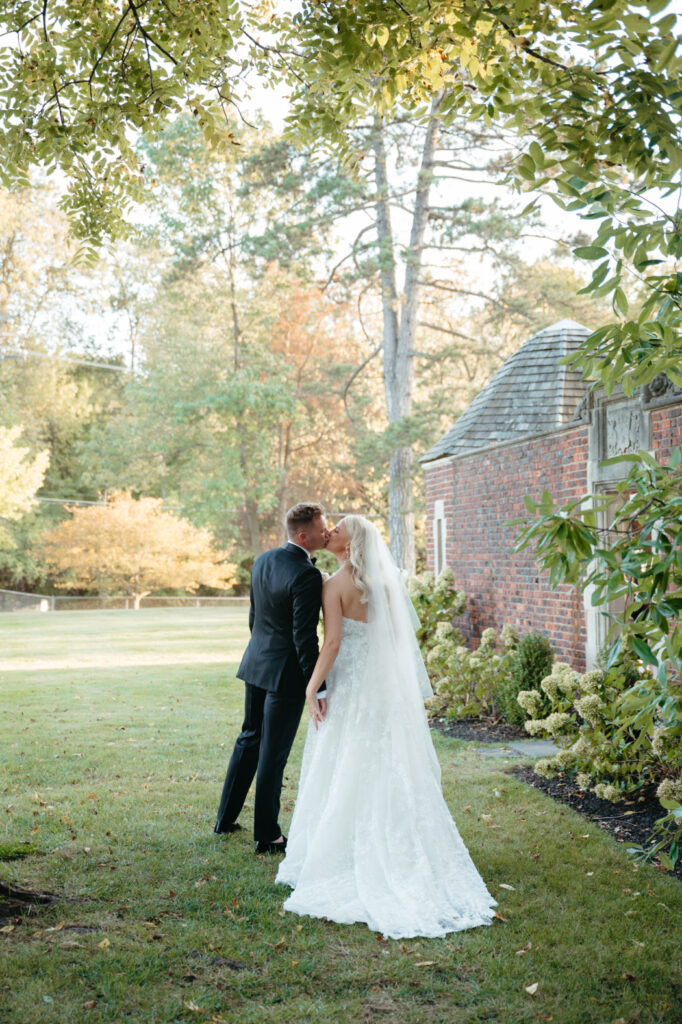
[421,319,591,464]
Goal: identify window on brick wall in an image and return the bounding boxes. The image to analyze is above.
[433,499,447,576]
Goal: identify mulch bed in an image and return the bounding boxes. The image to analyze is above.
[429,715,681,880]
[429,715,527,744]
[508,764,682,881]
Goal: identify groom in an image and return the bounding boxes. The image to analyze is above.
[214,502,329,853]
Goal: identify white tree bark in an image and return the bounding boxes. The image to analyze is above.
[372,95,443,571]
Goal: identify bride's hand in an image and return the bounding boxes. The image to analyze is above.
[306,688,326,729]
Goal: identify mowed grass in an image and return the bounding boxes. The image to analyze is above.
[1,609,680,1024]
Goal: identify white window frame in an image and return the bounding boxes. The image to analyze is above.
[433,499,447,576]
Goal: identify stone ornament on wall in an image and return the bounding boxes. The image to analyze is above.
[588,386,651,487]
[601,402,644,460]
[643,373,682,408]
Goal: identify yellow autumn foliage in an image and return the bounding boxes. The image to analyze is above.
[37,492,234,607]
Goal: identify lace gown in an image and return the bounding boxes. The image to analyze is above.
[276,617,497,939]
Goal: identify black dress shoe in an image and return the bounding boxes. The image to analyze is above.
[214,822,242,835]
[255,836,287,854]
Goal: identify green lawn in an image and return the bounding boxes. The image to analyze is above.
[1,608,680,1024]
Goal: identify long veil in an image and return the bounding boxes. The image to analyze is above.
[348,516,433,704]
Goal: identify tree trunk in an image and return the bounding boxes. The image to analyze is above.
[373,97,443,572]
[133,591,149,610]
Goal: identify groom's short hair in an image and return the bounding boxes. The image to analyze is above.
[286,502,325,538]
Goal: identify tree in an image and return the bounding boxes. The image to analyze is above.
[276,1,682,397]
[78,119,369,561]
[0,1,251,242]
[0,425,48,542]
[36,492,233,608]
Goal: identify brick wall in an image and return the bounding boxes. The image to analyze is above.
[425,426,590,670]
[651,403,682,462]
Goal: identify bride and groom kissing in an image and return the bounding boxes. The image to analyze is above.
[214,502,496,939]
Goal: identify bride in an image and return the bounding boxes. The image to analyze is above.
[276,515,497,939]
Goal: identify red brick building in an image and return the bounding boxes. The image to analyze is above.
[422,319,682,670]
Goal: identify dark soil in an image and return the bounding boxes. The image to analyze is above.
[508,764,682,881]
[430,715,527,744]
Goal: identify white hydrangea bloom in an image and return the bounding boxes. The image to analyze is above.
[540,673,560,702]
[524,718,548,736]
[575,693,604,726]
[557,670,581,696]
[593,783,623,803]
[500,624,519,649]
[544,712,572,735]
[480,628,497,647]
[534,758,556,779]
[570,736,591,758]
[580,670,604,694]
[656,778,682,801]
[517,690,544,718]
[435,620,455,640]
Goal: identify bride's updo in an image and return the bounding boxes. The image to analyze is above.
[343,515,371,604]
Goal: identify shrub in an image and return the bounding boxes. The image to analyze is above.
[427,627,509,721]
[515,654,682,869]
[495,630,554,726]
[407,567,466,655]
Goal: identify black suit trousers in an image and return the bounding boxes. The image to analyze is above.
[215,681,305,843]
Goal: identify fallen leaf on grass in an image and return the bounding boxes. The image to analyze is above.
[0,925,15,933]
[493,911,508,923]
[414,960,437,967]
[525,982,539,995]
[515,942,532,956]
[183,1001,203,1013]
[97,938,110,949]
[499,883,516,891]
[82,1000,96,1010]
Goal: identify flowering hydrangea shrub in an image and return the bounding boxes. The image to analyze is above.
[426,626,511,721]
[406,567,466,654]
[516,656,682,868]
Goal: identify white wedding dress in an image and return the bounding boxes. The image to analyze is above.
[276,614,497,939]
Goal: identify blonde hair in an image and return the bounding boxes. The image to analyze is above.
[343,515,370,604]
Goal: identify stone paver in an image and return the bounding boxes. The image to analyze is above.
[473,739,557,759]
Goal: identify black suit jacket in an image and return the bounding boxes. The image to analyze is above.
[237,543,323,694]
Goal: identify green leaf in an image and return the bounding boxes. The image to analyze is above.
[574,246,608,260]
[629,636,658,666]
[613,286,629,315]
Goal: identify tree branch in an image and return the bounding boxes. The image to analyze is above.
[343,343,382,421]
